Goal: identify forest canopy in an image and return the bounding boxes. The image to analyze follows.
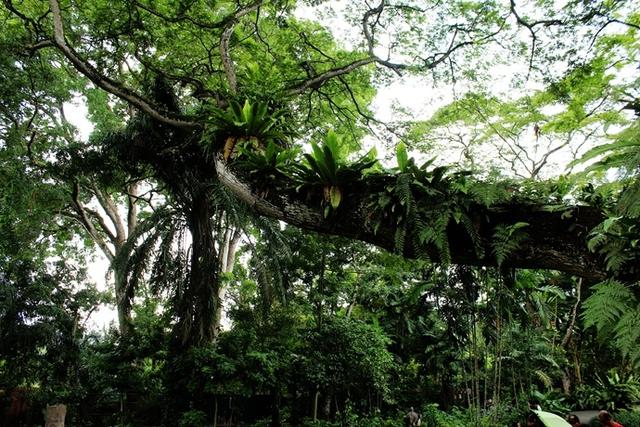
[1,0,640,425]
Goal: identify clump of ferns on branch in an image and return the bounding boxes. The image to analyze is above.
[367,142,484,264]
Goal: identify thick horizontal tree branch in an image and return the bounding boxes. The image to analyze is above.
[215,156,615,281]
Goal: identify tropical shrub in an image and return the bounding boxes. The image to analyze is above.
[574,369,640,411]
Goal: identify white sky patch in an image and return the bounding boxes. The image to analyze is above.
[64,98,94,142]
[373,75,455,122]
[84,252,118,332]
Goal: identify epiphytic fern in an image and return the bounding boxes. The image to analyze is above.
[491,222,529,267]
[458,211,484,258]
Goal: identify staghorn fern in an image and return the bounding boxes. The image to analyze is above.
[203,99,292,160]
[293,130,377,216]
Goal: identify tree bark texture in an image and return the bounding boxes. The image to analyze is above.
[114,267,133,338]
[175,187,220,344]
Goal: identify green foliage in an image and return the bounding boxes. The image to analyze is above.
[418,404,501,427]
[396,142,410,173]
[303,317,393,398]
[236,141,300,182]
[368,158,483,263]
[530,389,570,414]
[0,259,109,421]
[587,213,640,273]
[615,409,640,427]
[575,369,640,411]
[567,63,640,277]
[492,222,529,266]
[203,99,292,160]
[582,280,640,370]
[583,280,633,333]
[614,305,640,370]
[294,130,377,215]
[571,119,640,177]
[179,410,208,427]
[2,0,640,424]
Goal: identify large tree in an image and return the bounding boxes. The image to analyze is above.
[2,0,639,344]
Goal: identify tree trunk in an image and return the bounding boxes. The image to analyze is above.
[323,391,332,419]
[176,188,220,345]
[271,388,281,427]
[313,389,319,421]
[214,227,241,331]
[562,369,572,396]
[213,396,218,427]
[114,266,133,337]
[561,279,582,395]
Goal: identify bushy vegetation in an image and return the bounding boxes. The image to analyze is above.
[3,229,640,425]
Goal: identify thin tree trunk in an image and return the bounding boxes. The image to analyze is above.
[465,372,471,409]
[114,266,133,337]
[213,396,218,427]
[215,227,242,331]
[313,389,319,421]
[323,391,332,419]
[493,276,503,415]
[561,279,582,395]
[271,387,281,427]
[512,368,517,406]
[473,314,481,422]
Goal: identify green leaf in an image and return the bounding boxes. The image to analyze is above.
[396,142,409,172]
[603,216,622,232]
[329,186,341,209]
[583,280,634,332]
[324,130,342,162]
